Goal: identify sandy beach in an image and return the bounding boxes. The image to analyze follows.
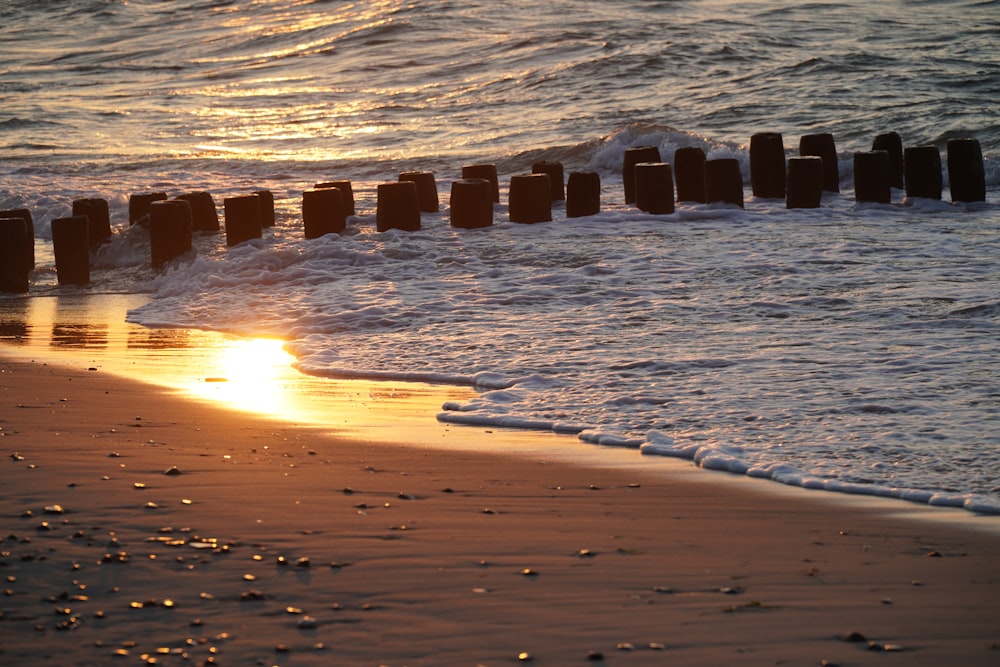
[1,349,998,667]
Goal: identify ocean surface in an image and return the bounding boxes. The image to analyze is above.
[2,0,998,513]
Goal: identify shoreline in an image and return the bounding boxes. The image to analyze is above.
[2,292,999,531]
[2,352,1000,664]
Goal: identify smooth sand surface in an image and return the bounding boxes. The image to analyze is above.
[1,355,999,667]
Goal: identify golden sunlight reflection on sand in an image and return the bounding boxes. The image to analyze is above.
[180,337,300,417]
[0,293,485,447]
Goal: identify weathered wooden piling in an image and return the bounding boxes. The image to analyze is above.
[302,188,346,238]
[449,179,494,229]
[315,181,355,215]
[0,217,30,293]
[461,164,500,203]
[674,147,707,203]
[175,191,220,232]
[785,156,824,209]
[566,171,601,218]
[704,158,744,208]
[254,190,275,228]
[947,138,986,203]
[799,133,840,192]
[149,200,193,269]
[399,171,440,213]
[376,181,422,232]
[0,208,34,271]
[129,192,167,226]
[623,146,661,204]
[223,194,263,246]
[750,132,786,199]
[854,151,892,203]
[635,162,675,214]
[532,161,565,201]
[51,215,90,285]
[508,173,552,224]
[904,146,942,200]
[72,198,111,247]
[872,132,904,189]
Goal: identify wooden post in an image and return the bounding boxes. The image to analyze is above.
[0,208,34,271]
[0,217,30,293]
[72,198,112,247]
[854,151,892,203]
[566,172,601,218]
[947,138,986,203]
[622,146,661,204]
[175,192,220,232]
[224,194,263,246]
[786,156,824,209]
[704,159,744,208]
[904,146,942,200]
[750,132,786,198]
[461,164,500,202]
[532,161,565,201]
[635,162,675,214]
[872,132,904,189]
[376,181,422,232]
[149,200,193,269]
[449,179,494,229]
[302,188,346,238]
[129,192,167,226]
[799,133,840,192]
[51,216,90,285]
[315,181,355,215]
[674,147,707,203]
[399,171,439,213]
[508,174,552,223]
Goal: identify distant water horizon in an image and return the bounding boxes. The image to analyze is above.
[2,0,998,513]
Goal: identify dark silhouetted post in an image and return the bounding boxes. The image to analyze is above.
[0,217,30,293]
[129,192,167,226]
[635,162,675,214]
[532,161,565,201]
[904,146,942,200]
[51,215,90,285]
[947,138,986,203]
[786,156,824,209]
[462,164,500,203]
[872,132,904,189]
[0,208,34,270]
[72,198,112,247]
[799,133,839,192]
[316,181,355,215]
[566,172,601,218]
[750,132,786,198]
[149,200,193,269]
[175,192,220,232]
[302,188,346,238]
[224,194,263,246]
[377,181,422,232]
[449,179,494,229]
[254,190,275,228]
[674,147,707,203]
[509,173,552,223]
[704,159,744,207]
[399,171,439,213]
[622,146,661,204]
[854,151,892,203]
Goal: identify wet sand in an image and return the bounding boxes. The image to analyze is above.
[1,297,1000,666]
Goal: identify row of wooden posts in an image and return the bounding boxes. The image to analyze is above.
[0,134,988,293]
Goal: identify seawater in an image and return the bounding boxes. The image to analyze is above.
[1,0,998,513]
